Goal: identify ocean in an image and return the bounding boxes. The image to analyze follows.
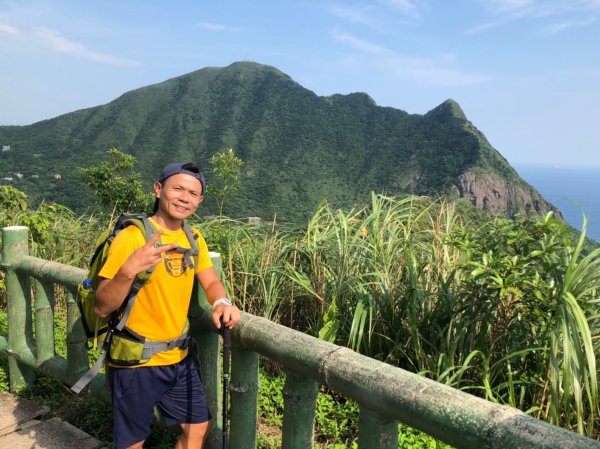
[514,164,600,243]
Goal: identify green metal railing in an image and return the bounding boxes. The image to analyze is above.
[1,225,598,449]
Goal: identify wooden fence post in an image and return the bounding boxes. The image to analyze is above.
[358,406,398,449]
[229,344,259,449]
[282,370,319,449]
[2,226,36,391]
[34,279,55,363]
[189,252,223,449]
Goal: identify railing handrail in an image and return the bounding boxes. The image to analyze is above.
[1,240,598,449]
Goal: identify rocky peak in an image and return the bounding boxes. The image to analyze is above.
[457,172,562,219]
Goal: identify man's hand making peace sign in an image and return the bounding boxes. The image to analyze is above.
[94,229,178,318]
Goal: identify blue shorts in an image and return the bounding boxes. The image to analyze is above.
[109,356,212,449]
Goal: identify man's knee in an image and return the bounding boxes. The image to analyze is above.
[180,420,212,441]
[124,441,144,449]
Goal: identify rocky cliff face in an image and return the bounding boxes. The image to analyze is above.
[457,172,561,218]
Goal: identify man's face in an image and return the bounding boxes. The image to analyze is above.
[154,173,203,220]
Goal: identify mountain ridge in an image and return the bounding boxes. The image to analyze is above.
[0,61,559,222]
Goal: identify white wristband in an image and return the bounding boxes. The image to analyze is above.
[212,297,232,308]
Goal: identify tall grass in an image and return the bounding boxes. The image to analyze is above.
[547,217,599,434]
[2,192,598,438]
[197,195,599,438]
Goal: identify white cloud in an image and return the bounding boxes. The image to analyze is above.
[469,0,600,34]
[327,5,379,27]
[332,31,386,53]
[482,0,600,16]
[0,23,139,66]
[541,16,595,34]
[382,0,422,18]
[473,0,549,23]
[332,31,493,86]
[465,20,507,34]
[485,0,536,14]
[0,22,20,34]
[326,1,424,28]
[31,27,140,66]
[197,21,242,32]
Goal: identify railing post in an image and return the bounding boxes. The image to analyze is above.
[2,225,36,391]
[190,252,223,449]
[281,370,319,449]
[357,406,398,448]
[66,288,89,383]
[34,279,55,363]
[229,344,259,449]
[196,317,221,449]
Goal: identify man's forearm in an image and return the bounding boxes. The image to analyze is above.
[94,268,137,317]
[202,276,228,306]
[196,267,228,306]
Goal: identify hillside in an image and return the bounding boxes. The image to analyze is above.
[0,61,558,222]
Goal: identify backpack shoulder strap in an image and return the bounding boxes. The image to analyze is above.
[120,214,155,243]
[181,221,199,270]
[113,214,162,331]
[87,227,112,268]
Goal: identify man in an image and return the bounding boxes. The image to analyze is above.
[94,162,241,449]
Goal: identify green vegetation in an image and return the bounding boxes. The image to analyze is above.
[79,148,154,214]
[0,61,556,222]
[1,180,599,445]
[201,195,599,439]
[208,147,244,218]
[256,369,451,448]
[0,183,103,264]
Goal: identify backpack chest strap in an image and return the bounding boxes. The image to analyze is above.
[169,246,196,271]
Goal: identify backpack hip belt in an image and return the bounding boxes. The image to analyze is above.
[71,324,191,394]
[108,322,192,367]
[142,333,192,359]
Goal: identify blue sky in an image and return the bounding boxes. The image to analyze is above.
[1,0,599,168]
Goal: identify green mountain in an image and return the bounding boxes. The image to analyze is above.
[0,61,557,222]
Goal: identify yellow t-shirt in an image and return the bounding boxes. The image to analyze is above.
[98,217,213,366]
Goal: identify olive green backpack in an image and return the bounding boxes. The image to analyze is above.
[71,213,199,393]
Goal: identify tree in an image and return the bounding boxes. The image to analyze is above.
[207,148,244,218]
[0,185,28,212]
[79,148,153,214]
